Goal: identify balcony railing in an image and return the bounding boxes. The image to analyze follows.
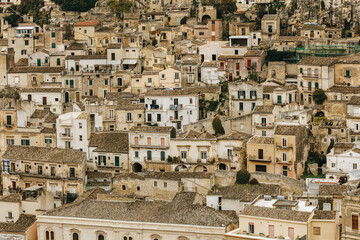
[248,155,272,162]
[60,133,73,138]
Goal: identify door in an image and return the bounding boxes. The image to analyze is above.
[76,92,80,102]
[42,97,47,105]
[75,62,79,71]
[37,59,41,66]
[288,227,294,240]
[268,225,274,238]
[258,149,263,159]
[12,181,16,189]
[65,92,69,103]
[115,156,120,167]
[70,80,74,88]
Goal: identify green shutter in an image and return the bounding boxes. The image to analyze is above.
[277,95,282,104]
[103,156,106,166]
[6,115,11,125]
[98,156,101,165]
[161,151,165,161]
[147,151,152,160]
[239,102,243,111]
[115,156,120,166]
[289,94,292,103]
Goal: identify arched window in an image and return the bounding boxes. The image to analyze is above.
[124,237,127,240]
[51,231,54,240]
[46,231,49,240]
[98,235,104,240]
[73,233,79,240]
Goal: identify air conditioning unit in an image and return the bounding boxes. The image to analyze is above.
[140,134,144,138]
[264,195,272,201]
[288,167,292,171]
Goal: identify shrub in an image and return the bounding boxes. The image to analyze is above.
[236,169,250,184]
[312,89,327,105]
[249,178,259,185]
[212,116,225,135]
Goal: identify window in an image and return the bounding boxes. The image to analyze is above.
[79,135,83,141]
[72,233,79,240]
[353,215,359,230]
[147,150,152,160]
[117,78,122,86]
[235,50,238,55]
[109,110,114,119]
[51,166,55,176]
[164,182,167,188]
[282,138,287,147]
[56,58,60,66]
[111,53,115,60]
[331,162,335,168]
[201,151,207,160]
[313,227,320,235]
[79,123,82,129]
[354,163,358,170]
[6,115,12,126]
[109,125,114,131]
[258,149,263,159]
[249,223,254,234]
[277,95,282,104]
[239,102,243,111]
[323,203,331,210]
[104,79,108,85]
[283,166,288,176]
[147,137,151,146]
[7,212,12,220]
[7,139,14,145]
[21,139,30,146]
[161,151,165,161]
[115,156,120,166]
[38,165,43,175]
[282,152,287,162]
[69,168,75,178]
[135,151,139,158]
[52,43,56,48]
[98,235,104,240]
[51,32,56,38]
[154,181,157,187]
[181,151,187,161]
[45,138,52,147]
[157,114,161,122]
[127,112,132,122]
[25,40,29,45]
[346,70,351,77]
[212,54,216,61]
[88,79,93,86]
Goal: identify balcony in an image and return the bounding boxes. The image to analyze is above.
[58,119,73,126]
[5,124,14,129]
[276,158,293,164]
[301,73,319,79]
[170,104,182,111]
[149,104,162,110]
[131,144,168,149]
[276,144,294,150]
[60,133,73,139]
[170,116,183,122]
[248,155,272,162]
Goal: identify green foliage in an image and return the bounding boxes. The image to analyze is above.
[109,0,132,18]
[4,14,21,27]
[312,89,327,105]
[249,178,259,185]
[0,85,20,99]
[51,0,98,12]
[266,49,296,63]
[63,23,74,40]
[212,116,225,135]
[307,151,326,167]
[236,169,251,184]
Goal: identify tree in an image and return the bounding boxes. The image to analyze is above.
[0,85,20,99]
[236,169,250,184]
[109,0,132,18]
[4,14,21,27]
[312,89,327,105]
[212,116,225,135]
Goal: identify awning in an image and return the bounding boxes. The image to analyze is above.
[24,185,43,191]
[123,59,137,65]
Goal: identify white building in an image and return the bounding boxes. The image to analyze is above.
[129,126,175,172]
[144,89,199,130]
[326,148,360,180]
[37,191,238,240]
[20,88,64,114]
[201,61,226,85]
[56,112,91,159]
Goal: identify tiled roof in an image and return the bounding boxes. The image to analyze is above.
[74,21,99,26]
[0,98,14,109]
[274,125,306,136]
[263,85,279,93]
[217,131,252,140]
[348,96,360,105]
[65,55,106,60]
[146,86,220,96]
[8,67,64,73]
[2,146,86,164]
[31,109,50,118]
[0,214,36,233]
[67,42,85,50]
[301,24,325,30]
[89,132,129,153]
[253,105,275,114]
[298,56,338,66]
[45,192,237,227]
[177,130,216,139]
[318,184,353,196]
[313,210,336,220]
[41,127,56,134]
[116,99,144,110]
[208,184,280,200]
[241,206,311,222]
[20,88,62,93]
[248,136,274,144]
[326,85,360,93]
[0,193,21,202]
[107,43,122,49]
[337,53,360,64]
[262,14,278,21]
[44,113,58,123]
[333,142,355,148]
[244,50,263,57]
[130,126,174,132]
[144,172,212,181]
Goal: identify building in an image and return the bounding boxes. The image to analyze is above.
[144,88,199,130]
[37,191,238,240]
[1,146,86,202]
[261,14,280,41]
[56,112,91,159]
